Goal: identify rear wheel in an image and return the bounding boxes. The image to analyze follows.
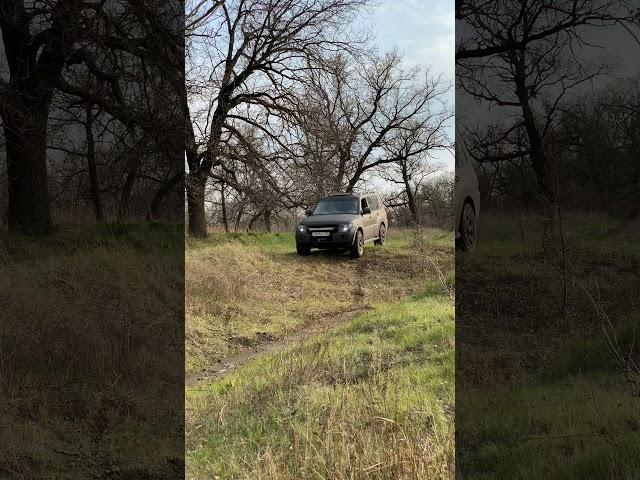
[296,245,310,256]
[350,230,364,258]
[374,223,386,246]
[457,202,477,252]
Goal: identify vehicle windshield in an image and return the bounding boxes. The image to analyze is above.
[312,196,359,215]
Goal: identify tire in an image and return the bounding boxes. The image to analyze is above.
[296,245,310,256]
[350,229,364,258]
[374,223,386,246]
[457,202,477,252]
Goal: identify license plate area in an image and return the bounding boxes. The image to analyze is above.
[311,231,331,238]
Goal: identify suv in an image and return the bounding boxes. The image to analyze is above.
[296,192,388,258]
[455,132,480,251]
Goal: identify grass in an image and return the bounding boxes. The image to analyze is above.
[0,223,184,479]
[185,228,455,479]
[186,228,453,374]
[456,211,640,479]
[186,287,454,479]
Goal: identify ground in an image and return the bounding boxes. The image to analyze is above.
[0,223,184,479]
[456,212,640,479]
[185,228,455,479]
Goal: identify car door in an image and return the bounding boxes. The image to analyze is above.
[455,134,471,229]
[376,195,387,229]
[369,196,382,235]
[455,132,480,234]
[360,197,376,239]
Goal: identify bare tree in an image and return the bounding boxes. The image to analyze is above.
[185,0,368,237]
[0,1,89,233]
[378,123,449,225]
[1,0,184,232]
[296,51,451,199]
[456,0,639,202]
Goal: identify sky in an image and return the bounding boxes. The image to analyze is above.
[361,0,455,174]
[456,19,640,131]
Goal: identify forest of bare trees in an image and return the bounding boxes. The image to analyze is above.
[456,0,640,213]
[0,0,183,234]
[185,0,453,237]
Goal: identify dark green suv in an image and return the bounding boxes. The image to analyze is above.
[296,192,388,258]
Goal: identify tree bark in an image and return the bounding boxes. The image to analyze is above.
[247,210,263,231]
[401,164,420,225]
[263,210,272,233]
[119,152,144,221]
[186,172,208,237]
[220,182,229,233]
[84,105,103,223]
[4,98,52,235]
[512,51,552,202]
[149,171,183,220]
[234,201,246,231]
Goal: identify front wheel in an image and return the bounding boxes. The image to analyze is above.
[374,224,386,246]
[296,245,310,256]
[350,230,364,258]
[457,202,477,252]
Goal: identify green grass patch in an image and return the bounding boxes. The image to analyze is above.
[186,228,453,374]
[457,212,640,479]
[458,374,640,480]
[186,290,454,479]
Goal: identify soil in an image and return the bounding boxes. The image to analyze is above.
[185,307,371,387]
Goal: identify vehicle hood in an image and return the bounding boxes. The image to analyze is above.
[302,214,359,225]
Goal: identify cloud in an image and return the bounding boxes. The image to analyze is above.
[362,0,455,171]
[366,0,454,77]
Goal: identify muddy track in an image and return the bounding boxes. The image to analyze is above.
[185,307,370,387]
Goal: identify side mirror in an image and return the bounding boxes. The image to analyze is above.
[305,208,313,216]
[362,207,371,215]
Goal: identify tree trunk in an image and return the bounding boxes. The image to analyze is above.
[247,210,263,231]
[345,178,356,193]
[85,105,103,223]
[263,210,272,233]
[512,52,552,202]
[149,171,183,220]
[187,172,208,237]
[119,162,140,221]
[234,201,246,231]
[220,183,229,233]
[401,165,420,225]
[4,101,52,235]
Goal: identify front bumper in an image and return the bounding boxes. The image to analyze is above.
[296,230,355,249]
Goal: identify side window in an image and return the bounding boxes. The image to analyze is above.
[361,197,369,211]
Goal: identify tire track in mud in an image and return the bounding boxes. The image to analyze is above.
[185,307,370,387]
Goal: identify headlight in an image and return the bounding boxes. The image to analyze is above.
[297,224,305,233]
[338,223,353,233]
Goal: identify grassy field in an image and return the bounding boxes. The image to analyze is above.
[186,228,455,479]
[185,229,452,375]
[0,223,184,479]
[456,212,640,479]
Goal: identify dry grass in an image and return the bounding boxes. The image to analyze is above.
[185,229,452,374]
[0,223,184,479]
[186,291,455,480]
[185,228,455,479]
[456,213,640,479]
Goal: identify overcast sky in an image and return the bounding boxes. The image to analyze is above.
[362,0,455,173]
[456,20,640,131]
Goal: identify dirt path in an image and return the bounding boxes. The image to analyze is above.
[185,307,370,387]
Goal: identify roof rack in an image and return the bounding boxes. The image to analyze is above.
[326,191,379,198]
